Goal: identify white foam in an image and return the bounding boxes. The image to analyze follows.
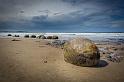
[0,33,124,41]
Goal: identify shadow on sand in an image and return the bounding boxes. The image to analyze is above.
[93,60,108,68]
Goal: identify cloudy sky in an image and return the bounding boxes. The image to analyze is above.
[0,0,124,32]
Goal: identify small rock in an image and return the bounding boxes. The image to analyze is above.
[103,52,105,54]
[44,61,47,63]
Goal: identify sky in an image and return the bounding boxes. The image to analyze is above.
[0,0,124,32]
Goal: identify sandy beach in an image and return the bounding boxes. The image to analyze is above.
[0,38,124,82]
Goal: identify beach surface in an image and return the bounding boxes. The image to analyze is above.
[0,38,124,82]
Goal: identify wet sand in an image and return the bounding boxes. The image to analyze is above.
[0,38,124,82]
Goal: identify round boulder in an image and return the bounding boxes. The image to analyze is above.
[30,35,36,38]
[52,36,59,39]
[37,35,46,39]
[47,36,52,39]
[8,34,12,36]
[24,35,29,38]
[63,37,100,67]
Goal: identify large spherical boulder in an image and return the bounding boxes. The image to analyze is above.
[63,37,100,67]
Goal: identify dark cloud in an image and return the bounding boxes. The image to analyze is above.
[62,0,89,5]
[0,0,124,32]
[53,12,63,15]
[20,10,25,13]
[38,10,50,13]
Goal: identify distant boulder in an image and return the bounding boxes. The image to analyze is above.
[37,35,46,39]
[63,37,100,67]
[24,35,29,38]
[14,35,19,37]
[46,36,59,39]
[47,36,53,39]
[30,35,36,38]
[8,34,12,36]
[52,36,59,39]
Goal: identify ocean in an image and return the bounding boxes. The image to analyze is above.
[0,33,124,43]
